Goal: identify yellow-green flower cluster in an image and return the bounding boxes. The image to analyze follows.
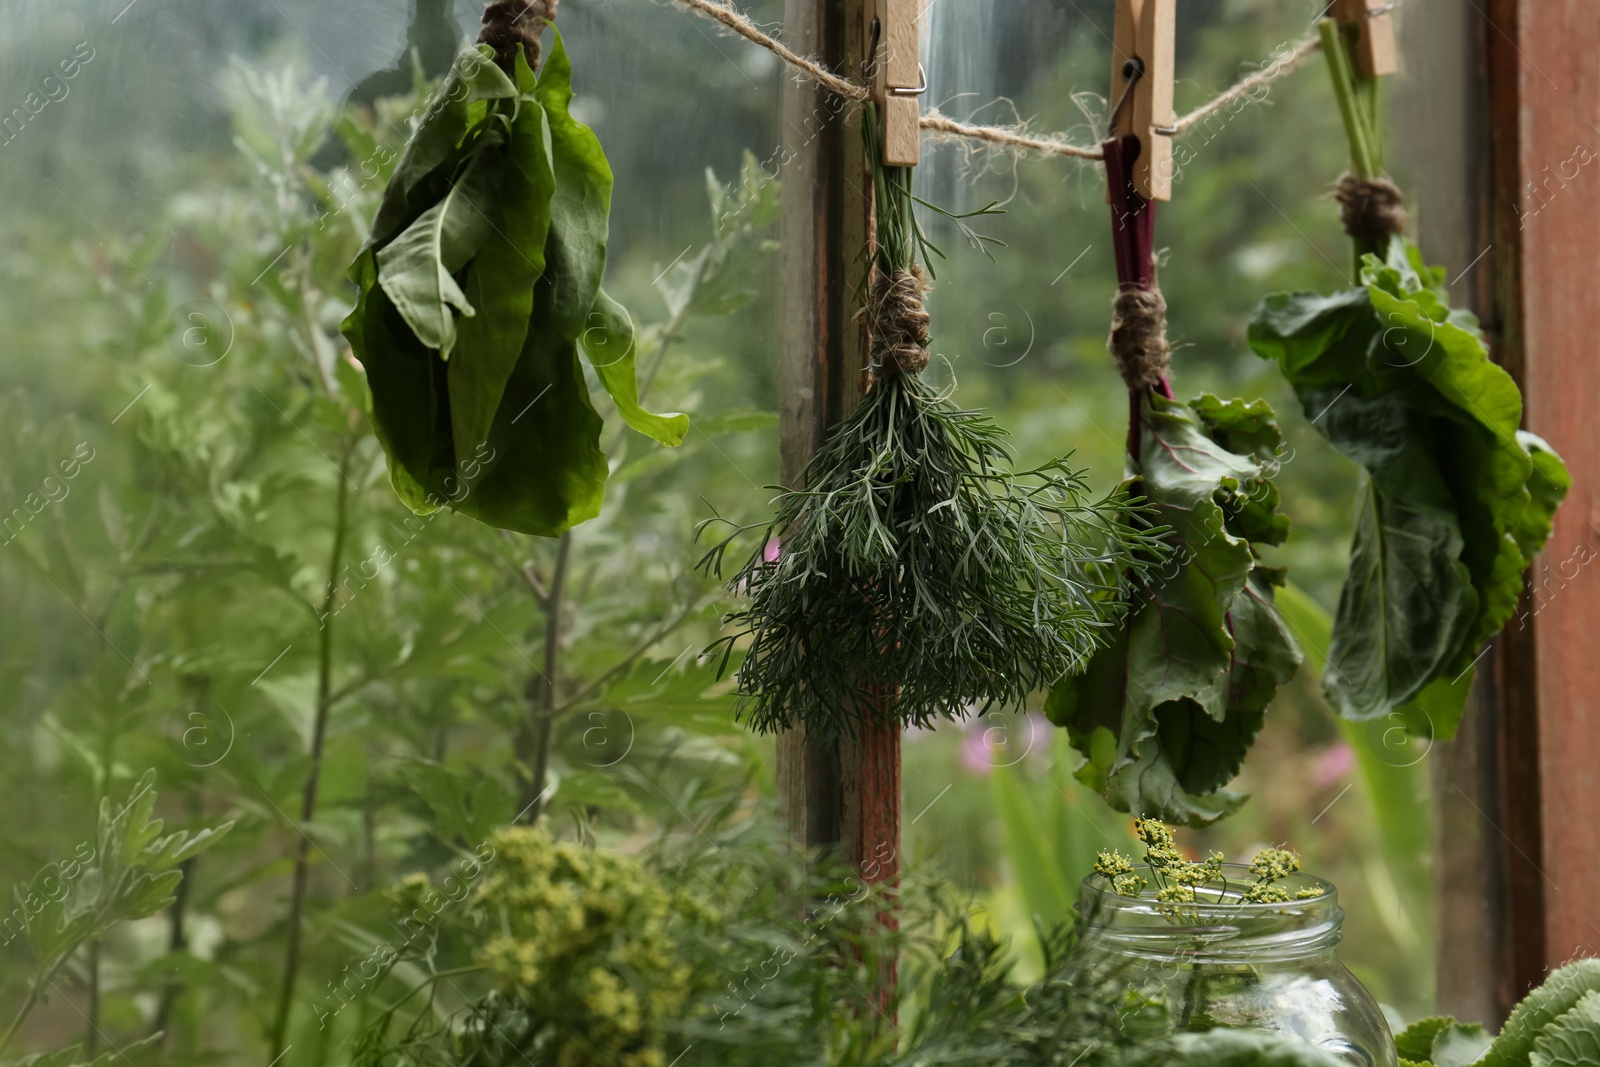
[1240,882,1291,904]
[1096,850,1149,897]
[1134,818,1182,868]
[1155,884,1196,905]
[1247,848,1300,882]
[1169,852,1225,890]
[1094,851,1133,878]
[1239,846,1301,904]
[466,827,714,1067]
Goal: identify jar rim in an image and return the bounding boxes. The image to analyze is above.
[1081,862,1337,912]
[1076,864,1344,963]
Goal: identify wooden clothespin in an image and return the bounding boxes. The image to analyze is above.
[1331,0,1398,78]
[870,0,923,166]
[1108,0,1175,201]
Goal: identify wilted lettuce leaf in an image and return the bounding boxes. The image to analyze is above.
[1248,238,1570,738]
[1047,393,1300,827]
[377,138,503,357]
[344,35,685,537]
[448,50,555,466]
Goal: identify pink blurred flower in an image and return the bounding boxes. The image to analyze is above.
[1312,742,1355,789]
[960,712,1046,775]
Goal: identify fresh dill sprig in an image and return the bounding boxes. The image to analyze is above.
[696,104,1169,736]
[698,376,1168,735]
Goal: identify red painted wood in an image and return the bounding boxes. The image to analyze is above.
[1486,0,1600,994]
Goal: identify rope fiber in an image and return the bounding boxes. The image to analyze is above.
[480,0,559,73]
[1335,172,1407,243]
[672,0,1322,163]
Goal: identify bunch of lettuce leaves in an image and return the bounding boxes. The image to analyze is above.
[1393,958,1600,1067]
[1047,393,1301,827]
[1248,238,1569,739]
[343,35,686,536]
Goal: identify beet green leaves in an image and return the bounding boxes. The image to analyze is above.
[1248,237,1569,739]
[1047,393,1301,827]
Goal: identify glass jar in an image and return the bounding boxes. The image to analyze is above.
[1074,865,1397,1067]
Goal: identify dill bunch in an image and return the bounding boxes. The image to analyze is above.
[701,376,1163,735]
[697,105,1168,737]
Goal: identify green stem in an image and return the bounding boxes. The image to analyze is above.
[85,940,100,1053]
[0,982,43,1054]
[268,440,355,1059]
[1317,19,1376,180]
[516,531,571,821]
[1178,965,1203,1030]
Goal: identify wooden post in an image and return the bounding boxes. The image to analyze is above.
[1483,0,1600,1002]
[1390,0,1600,1023]
[776,0,900,907]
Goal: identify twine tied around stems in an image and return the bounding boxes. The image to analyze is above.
[1334,172,1406,245]
[479,0,558,73]
[1108,285,1172,393]
[870,267,932,377]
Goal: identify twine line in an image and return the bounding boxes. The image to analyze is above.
[673,0,1323,163]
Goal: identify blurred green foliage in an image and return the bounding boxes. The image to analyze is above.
[0,1,1435,1063]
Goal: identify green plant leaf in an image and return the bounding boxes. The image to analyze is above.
[377,141,503,358]
[10,1033,164,1067]
[1432,1022,1493,1067]
[442,27,615,535]
[448,296,607,535]
[1049,394,1298,827]
[1248,237,1570,737]
[1485,959,1600,1067]
[1330,473,1474,724]
[1396,1018,1461,1064]
[1529,990,1600,1067]
[400,758,515,848]
[532,26,612,340]
[991,761,1075,930]
[111,869,185,923]
[1514,431,1571,561]
[344,249,451,514]
[369,45,517,249]
[448,51,557,464]
[581,289,688,446]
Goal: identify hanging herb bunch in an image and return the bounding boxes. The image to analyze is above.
[1047,138,1303,828]
[344,0,687,537]
[1246,19,1570,740]
[699,105,1169,738]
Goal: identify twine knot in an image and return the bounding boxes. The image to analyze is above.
[870,267,932,377]
[479,0,558,74]
[1108,286,1171,392]
[1334,173,1406,245]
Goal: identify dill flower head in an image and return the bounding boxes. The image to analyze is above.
[1241,882,1292,904]
[1112,873,1149,897]
[1248,848,1301,883]
[1094,850,1134,878]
